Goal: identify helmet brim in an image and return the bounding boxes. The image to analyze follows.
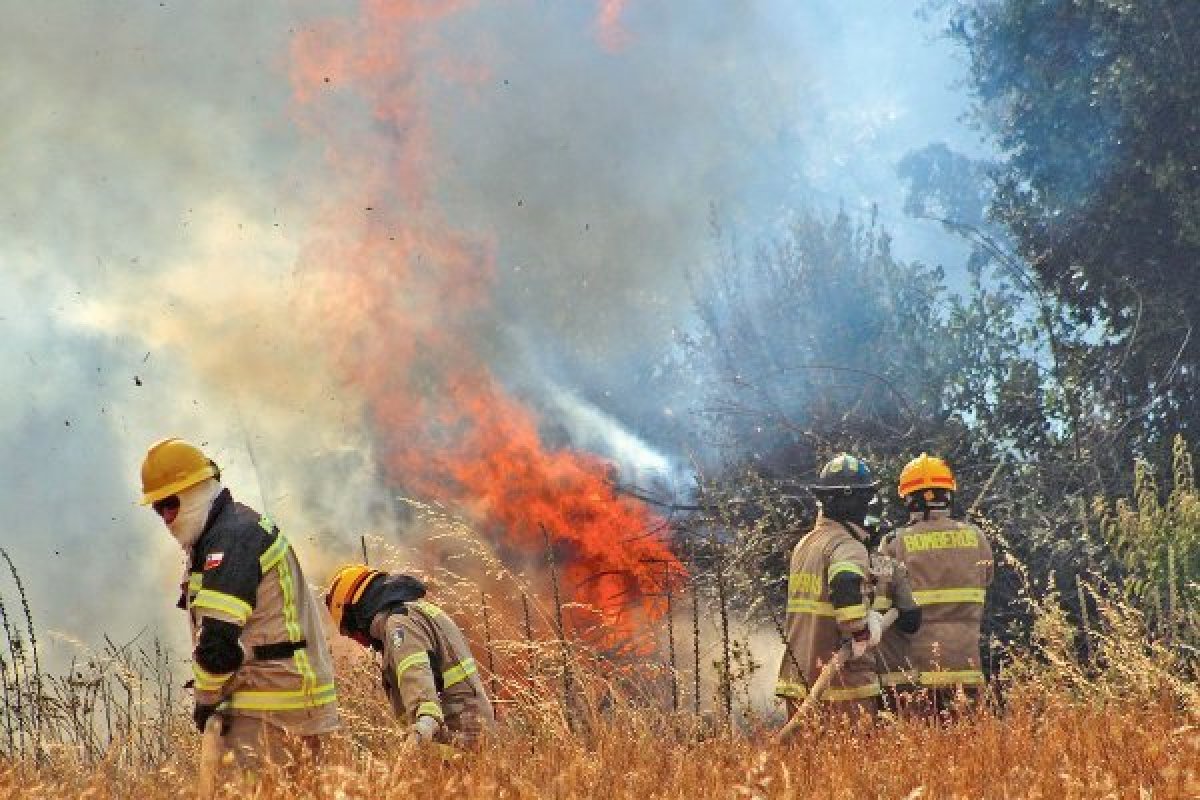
[808,481,881,493]
[139,465,217,505]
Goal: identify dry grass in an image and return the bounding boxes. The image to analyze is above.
[3,501,1198,798]
[3,600,1199,800]
[1,692,1197,799]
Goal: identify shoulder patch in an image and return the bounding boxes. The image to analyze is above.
[204,552,225,570]
[391,627,405,648]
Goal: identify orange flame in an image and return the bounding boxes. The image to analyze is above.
[290,1,680,647]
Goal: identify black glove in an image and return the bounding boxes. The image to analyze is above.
[193,702,226,734]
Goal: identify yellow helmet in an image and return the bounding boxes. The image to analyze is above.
[140,438,218,505]
[325,564,383,633]
[897,453,956,499]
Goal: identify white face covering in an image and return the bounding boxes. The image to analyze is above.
[166,477,222,551]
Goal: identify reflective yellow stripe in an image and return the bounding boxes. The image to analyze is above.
[442,658,477,689]
[413,601,446,618]
[903,529,978,553]
[259,533,289,573]
[787,598,836,616]
[827,561,865,580]
[275,546,318,691]
[920,669,984,687]
[259,515,275,534]
[879,670,918,687]
[193,589,252,624]
[824,681,882,702]
[416,701,444,722]
[834,603,867,623]
[192,663,234,692]
[788,572,822,596]
[873,596,893,611]
[912,588,986,605]
[775,681,808,699]
[396,652,431,681]
[188,573,203,591]
[227,682,337,711]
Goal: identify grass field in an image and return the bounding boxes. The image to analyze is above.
[2,530,1197,799]
[2,612,1198,800]
[1,691,1196,798]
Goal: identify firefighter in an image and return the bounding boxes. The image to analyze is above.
[325,565,496,749]
[775,453,898,722]
[140,438,338,767]
[876,453,994,719]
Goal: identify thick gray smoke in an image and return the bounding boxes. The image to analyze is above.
[0,0,986,664]
[0,1,382,662]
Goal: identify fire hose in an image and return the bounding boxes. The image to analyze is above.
[775,607,899,743]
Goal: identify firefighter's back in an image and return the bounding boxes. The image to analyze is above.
[384,599,495,747]
[777,517,878,707]
[888,512,992,688]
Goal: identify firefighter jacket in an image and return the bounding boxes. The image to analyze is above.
[182,489,338,735]
[775,515,879,705]
[877,510,993,689]
[373,599,496,746]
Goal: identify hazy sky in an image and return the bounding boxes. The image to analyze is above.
[0,1,989,661]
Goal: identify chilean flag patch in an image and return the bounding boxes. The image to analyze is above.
[204,552,225,571]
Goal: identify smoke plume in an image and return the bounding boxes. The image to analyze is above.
[0,0,988,662]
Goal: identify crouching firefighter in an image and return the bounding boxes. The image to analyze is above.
[326,566,496,749]
[775,454,917,722]
[140,438,339,768]
[877,454,993,718]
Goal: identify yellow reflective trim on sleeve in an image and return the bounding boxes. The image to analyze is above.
[258,514,275,534]
[911,588,986,605]
[396,651,431,680]
[192,663,234,693]
[786,598,836,616]
[919,669,984,687]
[442,658,477,689]
[227,682,337,712]
[416,701,444,722]
[775,681,808,699]
[259,533,289,573]
[827,561,865,580]
[192,589,252,625]
[834,602,868,623]
[413,600,446,619]
[873,596,894,611]
[823,681,882,702]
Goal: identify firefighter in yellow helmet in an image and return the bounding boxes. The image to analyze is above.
[140,438,338,767]
[326,565,495,749]
[775,454,904,722]
[876,454,994,719]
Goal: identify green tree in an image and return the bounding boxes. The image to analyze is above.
[950,0,1200,462]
